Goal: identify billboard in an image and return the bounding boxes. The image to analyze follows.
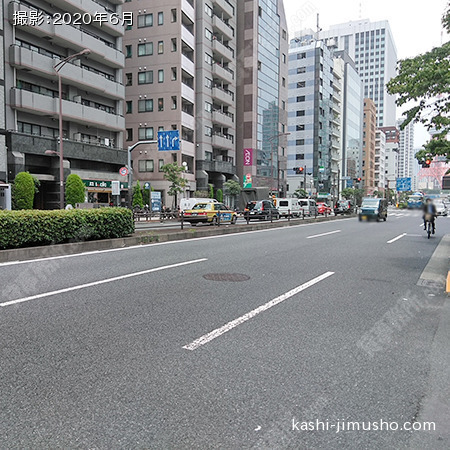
[243,148,253,166]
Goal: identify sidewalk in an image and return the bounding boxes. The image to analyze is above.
[0,214,348,264]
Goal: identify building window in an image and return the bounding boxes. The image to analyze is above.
[138,160,154,172]
[282,29,287,40]
[138,127,154,140]
[126,101,132,114]
[205,101,212,112]
[205,4,213,17]
[297,52,306,59]
[297,67,306,74]
[282,77,286,87]
[296,110,305,117]
[159,159,164,171]
[158,98,164,111]
[205,126,212,137]
[295,153,305,160]
[138,99,153,112]
[282,53,286,63]
[138,14,153,28]
[297,96,305,102]
[158,69,164,83]
[125,73,132,86]
[125,45,132,58]
[126,128,133,141]
[205,53,213,65]
[138,42,153,56]
[281,100,286,110]
[138,71,153,84]
[171,8,177,22]
[171,96,177,110]
[257,60,262,70]
[18,121,41,135]
[158,41,164,54]
[205,28,213,41]
[171,67,177,80]
[296,139,305,146]
[296,124,305,131]
[297,81,306,88]
[205,77,212,89]
[158,12,163,25]
[171,38,177,52]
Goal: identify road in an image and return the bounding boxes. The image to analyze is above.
[1,210,449,448]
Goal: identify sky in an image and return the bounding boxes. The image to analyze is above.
[283,0,449,147]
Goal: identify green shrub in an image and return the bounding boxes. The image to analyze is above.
[132,181,144,208]
[65,174,86,207]
[13,172,35,210]
[216,189,223,202]
[0,208,134,249]
[208,184,214,199]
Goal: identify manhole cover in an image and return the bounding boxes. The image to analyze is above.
[203,273,250,282]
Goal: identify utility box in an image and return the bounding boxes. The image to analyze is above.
[0,184,12,210]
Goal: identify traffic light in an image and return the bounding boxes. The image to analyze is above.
[422,158,432,168]
[357,177,362,182]
[299,166,304,173]
[293,166,304,174]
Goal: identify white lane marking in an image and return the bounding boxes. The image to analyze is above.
[306,230,341,239]
[387,233,407,244]
[0,258,207,307]
[0,219,355,267]
[183,271,335,351]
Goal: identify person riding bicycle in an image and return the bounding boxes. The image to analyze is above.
[422,198,437,234]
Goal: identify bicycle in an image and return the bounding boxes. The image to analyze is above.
[424,213,434,239]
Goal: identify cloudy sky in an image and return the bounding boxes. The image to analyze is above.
[283,0,449,146]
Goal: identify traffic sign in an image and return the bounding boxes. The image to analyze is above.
[119,167,128,176]
[144,182,151,190]
[346,179,354,188]
[396,177,411,192]
[158,130,180,151]
[341,176,351,180]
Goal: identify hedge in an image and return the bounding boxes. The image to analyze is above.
[0,208,134,250]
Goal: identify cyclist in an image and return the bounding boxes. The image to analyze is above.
[422,198,437,234]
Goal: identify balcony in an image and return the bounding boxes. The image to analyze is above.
[212,39,234,62]
[9,46,124,100]
[212,62,234,83]
[8,1,123,68]
[212,133,234,150]
[10,88,124,132]
[212,0,234,19]
[181,0,195,22]
[197,159,235,175]
[212,110,234,128]
[181,83,195,105]
[182,54,195,77]
[212,86,234,106]
[212,15,234,40]
[181,24,195,51]
[181,111,196,130]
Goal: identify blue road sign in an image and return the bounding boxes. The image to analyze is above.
[346,179,354,188]
[396,177,412,192]
[151,191,161,212]
[158,130,180,151]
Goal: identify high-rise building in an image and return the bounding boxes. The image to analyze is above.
[123,0,197,206]
[0,3,6,184]
[236,0,288,197]
[397,118,415,180]
[195,0,238,200]
[319,19,398,127]
[362,98,376,194]
[4,0,126,208]
[379,126,399,190]
[286,33,334,197]
[374,130,386,193]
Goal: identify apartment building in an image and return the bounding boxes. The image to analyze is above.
[123,0,197,206]
[4,0,126,208]
[397,118,415,180]
[374,129,386,193]
[236,0,288,197]
[362,98,376,194]
[379,125,399,190]
[195,0,238,197]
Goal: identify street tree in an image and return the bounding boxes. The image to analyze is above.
[12,172,35,210]
[132,180,144,208]
[386,6,450,163]
[224,180,241,208]
[293,188,308,198]
[65,174,86,207]
[161,163,187,208]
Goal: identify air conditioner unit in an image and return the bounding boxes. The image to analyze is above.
[73,95,81,103]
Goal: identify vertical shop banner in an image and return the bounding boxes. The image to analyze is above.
[243,148,253,167]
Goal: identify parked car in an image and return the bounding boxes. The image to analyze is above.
[183,202,237,225]
[434,201,448,216]
[317,202,332,215]
[277,198,302,217]
[245,200,280,220]
[297,199,318,217]
[334,200,355,215]
[358,198,388,222]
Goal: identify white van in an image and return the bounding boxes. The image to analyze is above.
[180,198,217,211]
[277,198,302,217]
[298,199,318,216]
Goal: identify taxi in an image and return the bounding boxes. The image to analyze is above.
[182,202,237,226]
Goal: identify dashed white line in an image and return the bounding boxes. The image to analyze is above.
[183,271,335,351]
[0,258,207,307]
[306,230,341,239]
[387,233,407,244]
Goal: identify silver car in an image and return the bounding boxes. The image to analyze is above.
[434,201,448,216]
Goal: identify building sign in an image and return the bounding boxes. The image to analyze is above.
[243,173,252,188]
[151,191,162,212]
[243,148,253,166]
[83,180,129,189]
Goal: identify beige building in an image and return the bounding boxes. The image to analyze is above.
[123,0,197,206]
[362,98,376,194]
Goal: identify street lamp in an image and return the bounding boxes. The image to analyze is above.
[268,132,291,194]
[127,140,157,208]
[54,48,91,209]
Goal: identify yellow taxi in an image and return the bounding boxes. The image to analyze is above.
[182,202,237,226]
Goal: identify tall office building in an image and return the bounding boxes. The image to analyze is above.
[123,0,197,206]
[195,0,238,199]
[286,33,334,196]
[236,0,288,197]
[319,19,398,127]
[4,0,126,208]
[397,118,415,179]
[362,98,376,194]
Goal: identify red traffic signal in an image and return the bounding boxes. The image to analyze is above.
[422,159,432,168]
[299,167,304,173]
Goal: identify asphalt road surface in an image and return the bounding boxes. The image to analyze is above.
[1,211,449,448]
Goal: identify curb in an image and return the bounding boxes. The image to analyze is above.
[0,214,351,264]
